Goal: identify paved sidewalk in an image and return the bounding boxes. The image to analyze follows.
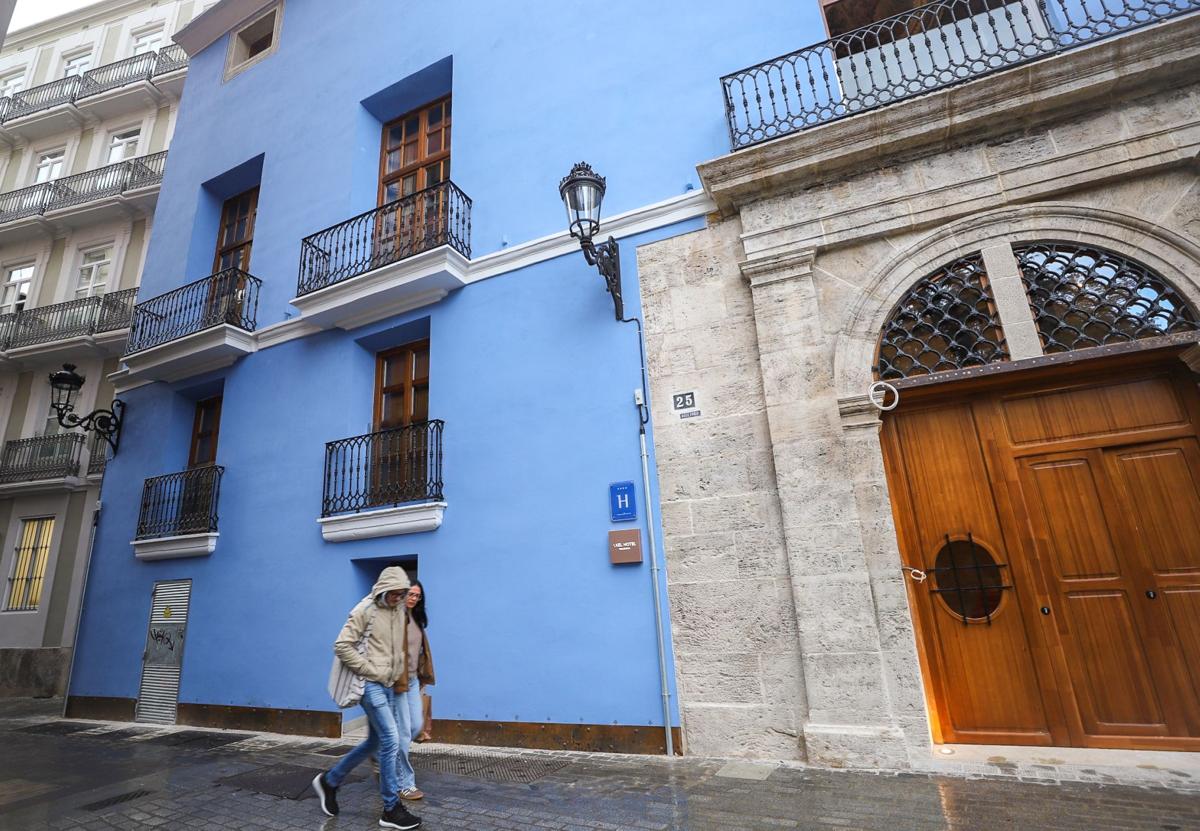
[0,701,1197,831]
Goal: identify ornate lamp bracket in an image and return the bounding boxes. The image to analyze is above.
[580,235,624,321]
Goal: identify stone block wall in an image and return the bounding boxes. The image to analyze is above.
[638,14,1200,769]
[637,220,806,759]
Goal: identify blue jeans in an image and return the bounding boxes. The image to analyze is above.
[326,681,404,809]
[394,674,422,791]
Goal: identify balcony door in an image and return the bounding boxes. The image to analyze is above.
[370,342,430,506]
[180,396,221,534]
[376,98,451,263]
[207,188,258,328]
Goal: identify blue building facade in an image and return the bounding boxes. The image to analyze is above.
[62,0,822,751]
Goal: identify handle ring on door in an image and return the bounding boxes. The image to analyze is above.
[868,380,899,412]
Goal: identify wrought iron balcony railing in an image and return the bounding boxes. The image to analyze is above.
[154,44,189,76]
[2,46,189,123]
[0,433,84,484]
[77,52,158,99]
[722,0,1200,150]
[126,268,262,355]
[322,420,445,517]
[4,288,138,350]
[0,152,168,225]
[136,465,224,539]
[87,432,109,477]
[0,181,58,224]
[297,181,472,296]
[6,75,83,121]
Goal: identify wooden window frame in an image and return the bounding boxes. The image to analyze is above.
[374,340,430,431]
[213,187,259,274]
[188,396,223,468]
[378,96,452,207]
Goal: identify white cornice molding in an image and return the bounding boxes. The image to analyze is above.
[113,188,716,380]
[4,0,149,52]
[215,188,716,353]
[174,0,276,57]
[466,188,715,283]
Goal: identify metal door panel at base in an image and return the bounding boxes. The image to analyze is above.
[882,363,1200,750]
[135,579,191,724]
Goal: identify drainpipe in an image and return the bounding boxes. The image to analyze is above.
[623,315,674,757]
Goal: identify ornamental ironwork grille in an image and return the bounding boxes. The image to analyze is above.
[1014,242,1200,354]
[5,517,54,611]
[875,252,1009,380]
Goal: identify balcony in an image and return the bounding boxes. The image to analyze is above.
[87,433,108,478]
[123,268,261,382]
[721,0,1200,150]
[1,46,189,142]
[0,288,138,365]
[0,151,167,243]
[132,465,224,560]
[318,420,446,542]
[292,181,472,330]
[0,433,85,493]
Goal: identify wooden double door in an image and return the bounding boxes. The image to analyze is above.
[882,358,1200,749]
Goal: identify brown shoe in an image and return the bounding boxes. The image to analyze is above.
[399,787,424,801]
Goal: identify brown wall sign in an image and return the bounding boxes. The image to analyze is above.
[609,529,642,564]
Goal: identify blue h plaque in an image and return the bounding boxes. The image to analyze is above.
[609,481,637,522]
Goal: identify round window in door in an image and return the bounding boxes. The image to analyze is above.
[932,537,1009,623]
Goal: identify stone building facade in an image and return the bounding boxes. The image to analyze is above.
[640,11,1200,773]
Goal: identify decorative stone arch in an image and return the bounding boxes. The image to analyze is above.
[834,203,1200,404]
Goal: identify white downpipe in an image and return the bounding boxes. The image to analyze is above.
[639,419,674,756]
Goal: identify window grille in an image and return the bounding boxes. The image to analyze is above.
[5,517,54,611]
[1014,242,1200,354]
[875,252,1008,380]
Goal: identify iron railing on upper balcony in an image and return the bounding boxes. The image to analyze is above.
[0,433,84,484]
[0,182,58,224]
[87,432,109,477]
[322,420,445,517]
[0,152,168,225]
[126,268,262,355]
[1,45,188,124]
[77,52,158,99]
[136,465,224,539]
[297,181,472,296]
[154,44,189,76]
[4,288,138,350]
[722,0,1200,150]
[6,75,83,121]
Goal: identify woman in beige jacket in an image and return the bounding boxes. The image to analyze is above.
[311,566,421,830]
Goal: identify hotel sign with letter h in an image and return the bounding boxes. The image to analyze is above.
[609,481,637,522]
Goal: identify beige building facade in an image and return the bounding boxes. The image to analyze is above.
[641,10,1200,782]
[0,0,204,696]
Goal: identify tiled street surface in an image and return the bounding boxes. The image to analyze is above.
[1,701,1198,831]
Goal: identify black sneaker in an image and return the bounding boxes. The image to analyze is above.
[311,773,339,817]
[379,802,421,829]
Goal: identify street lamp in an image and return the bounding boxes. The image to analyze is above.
[559,162,623,320]
[557,162,674,756]
[47,363,125,455]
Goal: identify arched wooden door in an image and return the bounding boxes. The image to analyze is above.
[882,356,1200,750]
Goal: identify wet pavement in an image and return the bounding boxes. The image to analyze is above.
[1,700,1198,830]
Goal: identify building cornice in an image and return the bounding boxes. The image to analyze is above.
[698,13,1200,216]
[111,188,716,389]
[174,0,276,57]
[4,0,151,52]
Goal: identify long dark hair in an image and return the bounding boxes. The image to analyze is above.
[409,579,428,630]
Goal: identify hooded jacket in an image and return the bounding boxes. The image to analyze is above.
[333,566,411,687]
